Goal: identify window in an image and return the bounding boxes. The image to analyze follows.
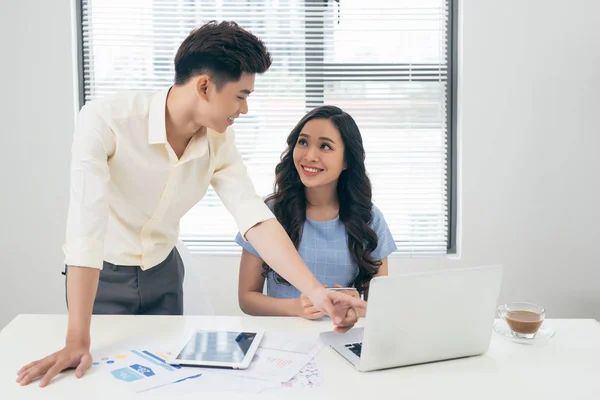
[79,0,457,255]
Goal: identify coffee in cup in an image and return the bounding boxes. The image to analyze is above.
[497,302,545,338]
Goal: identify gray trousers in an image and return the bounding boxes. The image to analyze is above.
[64,247,184,315]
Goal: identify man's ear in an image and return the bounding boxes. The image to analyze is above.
[195,75,210,100]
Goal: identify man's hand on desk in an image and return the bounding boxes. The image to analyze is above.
[16,340,92,387]
[17,265,99,387]
[306,286,366,333]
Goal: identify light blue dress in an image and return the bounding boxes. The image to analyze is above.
[235,203,397,299]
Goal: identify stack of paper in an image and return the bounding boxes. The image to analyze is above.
[86,331,324,394]
[157,331,324,394]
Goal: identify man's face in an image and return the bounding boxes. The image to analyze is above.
[201,72,255,133]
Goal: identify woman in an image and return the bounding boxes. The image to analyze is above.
[235,105,397,319]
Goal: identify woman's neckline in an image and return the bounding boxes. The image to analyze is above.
[306,214,340,223]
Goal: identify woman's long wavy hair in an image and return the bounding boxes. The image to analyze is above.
[263,105,381,295]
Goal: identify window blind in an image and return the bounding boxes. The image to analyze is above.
[80,0,454,255]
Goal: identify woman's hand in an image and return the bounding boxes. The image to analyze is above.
[305,286,366,333]
[295,293,327,320]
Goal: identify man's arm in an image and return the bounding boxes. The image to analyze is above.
[63,103,114,270]
[17,103,113,387]
[65,267,100,347]
[63,102,114,336]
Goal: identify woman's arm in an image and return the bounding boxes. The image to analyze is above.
[375,257,389,278]
[238,250,325,319]
[357,257,389,317]
[238,249,298,316]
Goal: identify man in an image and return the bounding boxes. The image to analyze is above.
[16,21,365,387]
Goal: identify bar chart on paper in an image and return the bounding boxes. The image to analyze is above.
[264,355,292,369]
[240,348,309,382]
[219,346,319,383]
[88,348,199,392]
[190,332,324,384]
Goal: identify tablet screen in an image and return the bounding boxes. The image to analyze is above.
[175,331,258,364]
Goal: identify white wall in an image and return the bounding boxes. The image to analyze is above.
[1,0,599,329]
[451,0,600,319]
[0,0,76,328]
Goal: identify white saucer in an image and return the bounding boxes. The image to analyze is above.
[493,320,555,345]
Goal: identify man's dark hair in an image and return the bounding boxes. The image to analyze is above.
[174,20,272,89]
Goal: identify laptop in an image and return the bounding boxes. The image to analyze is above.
[320,265,503,372]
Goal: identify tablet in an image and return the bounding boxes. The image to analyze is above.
[166,329,264,369]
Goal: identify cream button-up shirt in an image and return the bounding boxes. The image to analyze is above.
[63,88,273,270]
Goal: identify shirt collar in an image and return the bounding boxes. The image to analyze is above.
[148,86,209,162]
[180,132,209,162]
[148,87,170,145]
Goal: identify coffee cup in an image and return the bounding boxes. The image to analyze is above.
[497,302,545,338]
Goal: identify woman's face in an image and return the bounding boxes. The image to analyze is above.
[293,118,346,189]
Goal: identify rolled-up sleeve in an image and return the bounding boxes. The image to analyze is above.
[210,130,274,239]
[63,103,114,269]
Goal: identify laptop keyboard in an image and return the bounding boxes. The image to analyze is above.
[345,342,362,357]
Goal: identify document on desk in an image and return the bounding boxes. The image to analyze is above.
[196,331,324,383]
[87,332,323,394]
[87,340,200,393]
[156,359,322,395]
[153,371,281,395]
[144,332,324,395]
[284,358,322,389]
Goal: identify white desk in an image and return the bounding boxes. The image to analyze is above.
[1,315,600,399]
